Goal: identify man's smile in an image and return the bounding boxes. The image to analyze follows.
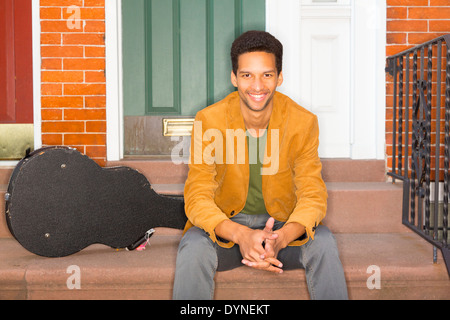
[248,92,269,102]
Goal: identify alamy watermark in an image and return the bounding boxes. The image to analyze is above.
[366,265,381,290]
[66,5,82,30]
[171,121,280,175]
[66,265,81,290]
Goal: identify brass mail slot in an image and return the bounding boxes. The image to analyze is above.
[0,124,34,160]
[163,118,195,137]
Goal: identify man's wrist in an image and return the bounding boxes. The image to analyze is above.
[215,219,250,244]
[277,222,306,247]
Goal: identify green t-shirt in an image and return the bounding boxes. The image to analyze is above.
[241,129,268,215]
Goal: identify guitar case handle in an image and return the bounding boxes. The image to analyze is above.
[126,229,155,251]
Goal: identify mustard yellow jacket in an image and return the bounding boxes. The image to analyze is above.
[183,91,327,248]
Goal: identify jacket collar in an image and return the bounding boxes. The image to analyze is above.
[226,91,287,133]
[225,91,287,173]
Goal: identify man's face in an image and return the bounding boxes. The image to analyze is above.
[231,51,283,113]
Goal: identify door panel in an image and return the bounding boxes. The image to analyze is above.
[147,0,180,114]
[0,0,16,123]
[0,0,34,160]
[301,17,351,157]
[13,0,33,124]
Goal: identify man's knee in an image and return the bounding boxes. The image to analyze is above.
[177,227,217,268]
[306,225,339,258]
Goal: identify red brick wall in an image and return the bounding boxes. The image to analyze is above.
[40,0,106,166]
[386,0,450,177]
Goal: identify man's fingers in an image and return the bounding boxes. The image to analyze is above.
[264,217,275,232]
[260,241,275,259]
[265,232,278,240]
[241,258,283,274]
[263,257,283,268]
[262,218,277,241]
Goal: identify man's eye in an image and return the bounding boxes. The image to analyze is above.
[264,73,274,78]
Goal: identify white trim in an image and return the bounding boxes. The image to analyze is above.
[0,161,19,167]
[351,0,386,159]
[266,0,302,105]
[350,0,356,149]
[376,0,387,160]
[105,0,123,162]
[301,6,352,18]
[32,0,41,151]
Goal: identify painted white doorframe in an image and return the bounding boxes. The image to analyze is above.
[105,0,123,162]
[32,0,41,153]
[104,0,386,162]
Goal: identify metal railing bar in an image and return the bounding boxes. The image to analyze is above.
[425,44,432,235]
[393,57,398,179]
[445,46,450,246]
[434,41,442,256]
[411,49,418,226]
[387,35,450,60]
[404,53,410,181]
[387,172,407,181]
[399,57,404,177]
[420,47,425,82]
[404,221,445,250]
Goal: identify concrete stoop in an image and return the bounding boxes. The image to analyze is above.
[0,159,449,300]
[0,232,448,300]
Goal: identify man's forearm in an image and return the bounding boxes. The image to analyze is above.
[215,219,251,244]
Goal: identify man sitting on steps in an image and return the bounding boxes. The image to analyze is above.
[173,30,348,300]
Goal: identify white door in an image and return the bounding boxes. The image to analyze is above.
[267,0,386,159]
[300,14,351,157]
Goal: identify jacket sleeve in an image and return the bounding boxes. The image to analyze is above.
[286,114,328,245]
[183,112,230,245]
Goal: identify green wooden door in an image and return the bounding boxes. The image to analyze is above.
[122,0,265,156]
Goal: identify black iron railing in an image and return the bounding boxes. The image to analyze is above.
[386,34,450,276]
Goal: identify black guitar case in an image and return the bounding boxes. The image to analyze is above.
[4,146,187,257]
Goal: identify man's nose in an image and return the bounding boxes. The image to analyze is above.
[251,76,264,91]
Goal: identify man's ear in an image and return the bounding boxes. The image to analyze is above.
[231,70,238,88]
[277,71,284,87]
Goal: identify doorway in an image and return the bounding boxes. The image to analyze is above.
[121,0,265,157]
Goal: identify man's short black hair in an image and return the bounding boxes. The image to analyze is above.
[231,30,283,75]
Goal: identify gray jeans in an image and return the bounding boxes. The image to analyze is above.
[172,212,348,300]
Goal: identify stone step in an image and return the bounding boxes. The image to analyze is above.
[0,167,13,185]
[325,181,407,233]
[0,232,448,300]
[0,185,10,238]
[151,181,407,234]
[0,181,406,239]
[321,159,386,182]
[0,182,409,238]
[107,158,387,184]
[0,158,386,186]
